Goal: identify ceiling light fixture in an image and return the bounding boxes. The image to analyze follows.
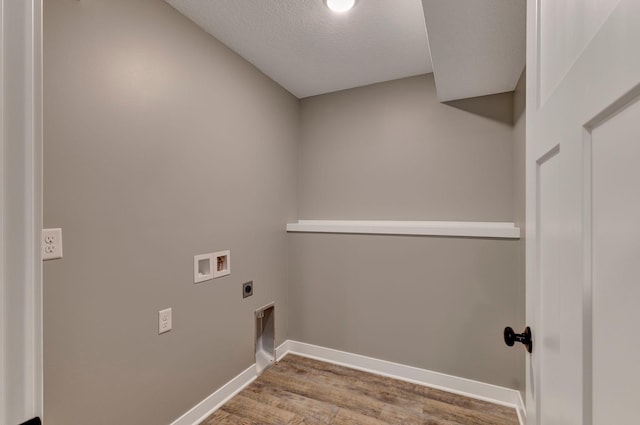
[324,0,357,13]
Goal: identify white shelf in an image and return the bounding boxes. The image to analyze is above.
[286,220,520,239]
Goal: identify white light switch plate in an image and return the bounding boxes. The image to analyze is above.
[42,228,63,260]
[159,308,172,334]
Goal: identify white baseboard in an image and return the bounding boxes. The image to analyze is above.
[168,361,257,425]
[283,341,525,424]
[172,340,526,425]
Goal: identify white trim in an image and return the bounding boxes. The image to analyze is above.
[0,1,6,421]
[276,340,292,361]
[514,390,526,425]
[170,340,290,425]
[287,220,520,239]
[582,127,594,425]
[1,0,43,423]
[285,341,525,422]
[525,1,540,423]
[169,364,258,425]
[172,340,525,425]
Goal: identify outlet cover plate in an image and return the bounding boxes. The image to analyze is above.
[159,308,172,334]
[242,281,253,298]
[42,228,63,260]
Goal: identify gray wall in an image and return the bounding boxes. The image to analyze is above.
[290,74,525,391]
[43,1,298,424]
[298,75,514,221]
[44,2,526,421]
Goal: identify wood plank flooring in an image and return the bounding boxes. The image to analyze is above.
[201,354,519,425]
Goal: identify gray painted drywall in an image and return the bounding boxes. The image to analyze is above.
[288,233,523,390]
[44,2,526,420]
[43,1,298,424]
[298,74,515,221]
[291,75,525,391]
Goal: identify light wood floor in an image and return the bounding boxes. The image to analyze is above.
[201,354,519,425]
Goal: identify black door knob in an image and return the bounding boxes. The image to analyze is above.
[504,326,532,353]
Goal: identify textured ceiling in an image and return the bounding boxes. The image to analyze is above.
[165,0,433,98]
[422,0,526,102]
[165,0,526,101]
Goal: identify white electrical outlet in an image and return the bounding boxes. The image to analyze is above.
[42,228,63,260]
[158,308,172,334]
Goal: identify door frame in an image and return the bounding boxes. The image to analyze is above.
[524,1,540,420]
[1,0,43,423]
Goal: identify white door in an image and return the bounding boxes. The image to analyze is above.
[526,1,640,424]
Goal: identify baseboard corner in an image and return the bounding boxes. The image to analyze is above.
[171,340,526,425]
[168,364,257,425]
[283,340,526,423]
